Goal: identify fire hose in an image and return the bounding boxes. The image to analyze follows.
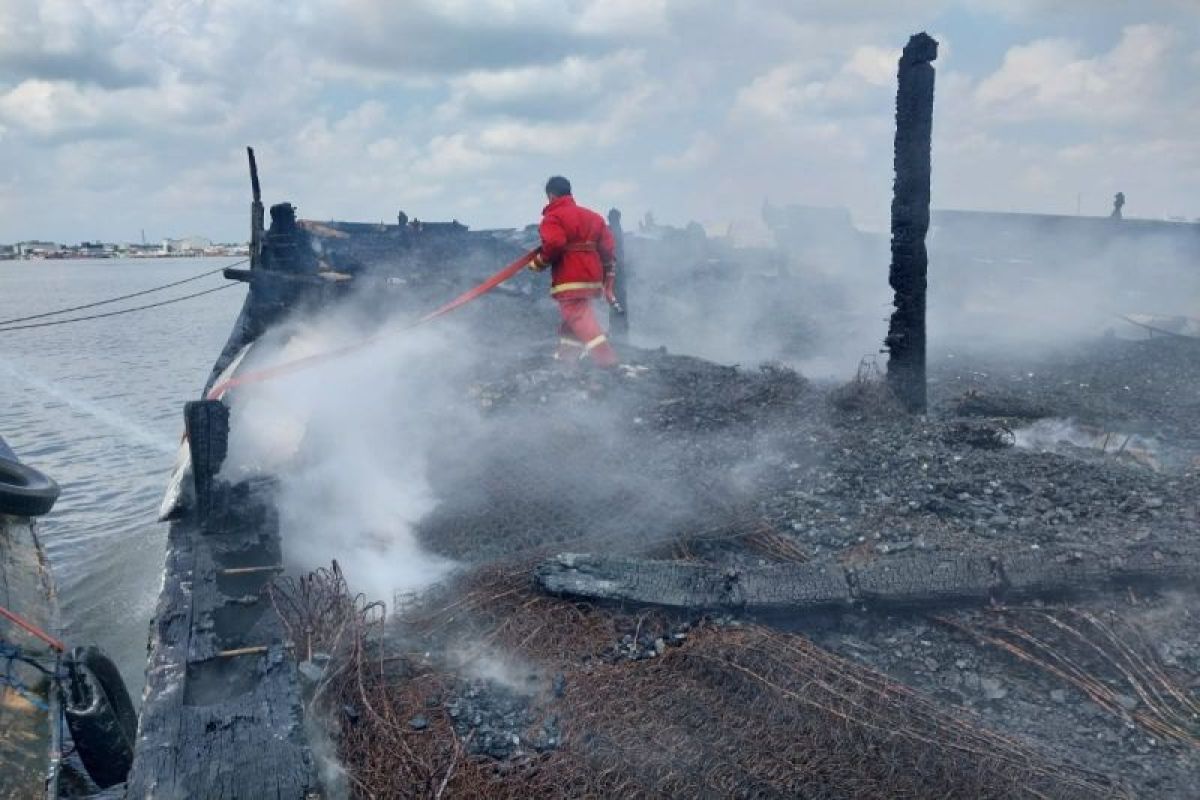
[205,248,539,401]
[0,603,66,653]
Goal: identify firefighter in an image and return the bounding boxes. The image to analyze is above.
[528,176,620,367]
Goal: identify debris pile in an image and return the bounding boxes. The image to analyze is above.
[266,331,1198,797]
[276,565,1126,799]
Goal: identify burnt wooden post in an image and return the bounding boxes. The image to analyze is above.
[607,207,629,340]
[248,146,264,269]
[184,399,229,528]
[884,33,938,413]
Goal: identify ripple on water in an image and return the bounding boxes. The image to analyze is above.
[0,257,246,699]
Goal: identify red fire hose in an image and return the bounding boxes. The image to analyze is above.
[206,248,538,401]
[0,603,66,653]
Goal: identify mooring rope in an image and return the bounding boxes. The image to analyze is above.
[0,284,241,332]
[0,258,247,327]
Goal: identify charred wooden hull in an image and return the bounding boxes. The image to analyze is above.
[131,169,534,796]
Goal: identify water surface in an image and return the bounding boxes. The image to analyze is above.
[0,257,246,697]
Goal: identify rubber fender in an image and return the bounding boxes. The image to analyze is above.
[0,456,60,517]
[63,646,137,789]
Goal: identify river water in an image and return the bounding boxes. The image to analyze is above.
[0,257,247,698]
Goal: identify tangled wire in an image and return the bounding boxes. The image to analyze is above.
[940,608,1200,750]
[270,563,1126,799]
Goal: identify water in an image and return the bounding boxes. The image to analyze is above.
[0,257,247,698]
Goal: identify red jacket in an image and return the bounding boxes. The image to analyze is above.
[538,195,615,300]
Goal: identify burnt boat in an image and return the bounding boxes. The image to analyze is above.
[130,150,1200,798]
[129,152,540,797]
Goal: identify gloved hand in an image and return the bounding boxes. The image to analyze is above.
[527,251,548,272]
[603,267,622,312]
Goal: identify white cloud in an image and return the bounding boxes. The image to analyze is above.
[575,0,668,35]
[733,44,898,123]
[438,50,645,119]
[0,75,227,138]
[0,3,1198,242]
[843,45,898,88]
[974,24,1177,123]
[654,132,718,171]
[597,179,638,199]
[417,133,494,177]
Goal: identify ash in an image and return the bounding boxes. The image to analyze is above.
[273,287,1197,796]
[401,331,1198,796]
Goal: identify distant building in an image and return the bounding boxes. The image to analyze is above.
[162,235,213,254]
[16,240,61,257]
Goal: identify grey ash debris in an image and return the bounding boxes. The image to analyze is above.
[416,345,814,564]
[444,677,561,759]
[401,333,1199,794]
[608,620,693,663]
[429,334,1197,569]
[806,591,1200,798]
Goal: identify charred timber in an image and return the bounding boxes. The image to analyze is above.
[608,207,629,340]
[536,543,1200,613]
[248,146,263,270]
[884,33,937,413]
[129,400,318,796]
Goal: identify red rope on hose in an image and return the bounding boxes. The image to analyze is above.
[205,248,538,401]
[0,604,66,653]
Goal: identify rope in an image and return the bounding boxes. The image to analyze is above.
[1,640,57,711]
[0,259,246,326]
[0,284,240,332]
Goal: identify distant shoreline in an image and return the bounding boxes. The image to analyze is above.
[0,252,247,263]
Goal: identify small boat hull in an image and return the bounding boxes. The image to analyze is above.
[0,512,59,800]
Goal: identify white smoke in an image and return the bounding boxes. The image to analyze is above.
[221,307,481,601]
[1012,417,1162,468]
[623,209,1200,379]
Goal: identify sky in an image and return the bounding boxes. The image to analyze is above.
[0,0,1197,243]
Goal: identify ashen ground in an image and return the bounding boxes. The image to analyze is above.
[283,333,1198,798]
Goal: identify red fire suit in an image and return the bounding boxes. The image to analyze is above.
[534,195,618,367]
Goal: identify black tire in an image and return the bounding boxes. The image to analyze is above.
[0,456,60,517]
[63,646,137,789]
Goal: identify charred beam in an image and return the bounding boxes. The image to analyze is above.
[184,400,229,527]
[248,146,264,270]
[884,33,938,413]
[536,543,1200,613]
[607,207,629,340]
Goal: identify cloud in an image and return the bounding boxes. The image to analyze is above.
[0,0,155,89]
[0,76,228,139]
[416,133,494,177]
[437,50,646,120]
[733,44,898,123]
[974,24,1178,123]
[654,132,718,171]
[0,2,1198,243]
[301,0,604,81]
[597,178,638,199]
[575,0,669,36]
[843,45,899,87]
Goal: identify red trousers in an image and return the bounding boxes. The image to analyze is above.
[556,297,617,367]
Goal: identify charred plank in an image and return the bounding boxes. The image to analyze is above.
[537,544,1200,613]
